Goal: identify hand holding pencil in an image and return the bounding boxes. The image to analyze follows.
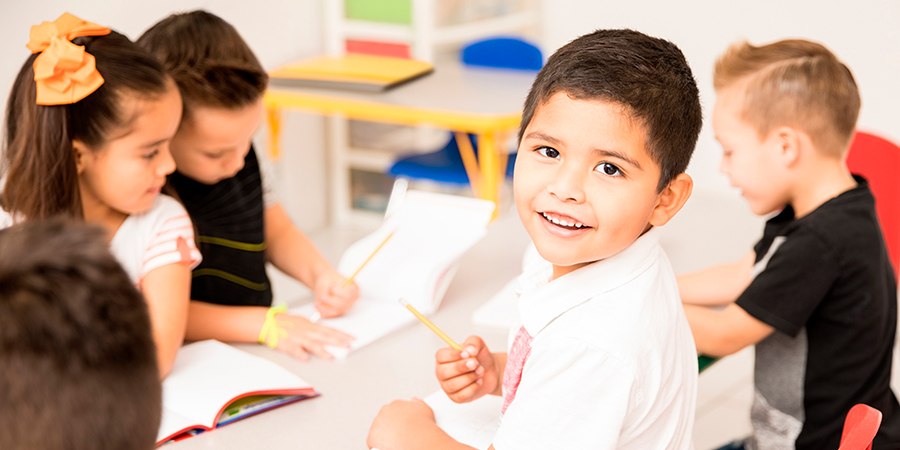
[310,231,394,322]
[399,298,503,403]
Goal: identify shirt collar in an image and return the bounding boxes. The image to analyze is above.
[517,226,662,336]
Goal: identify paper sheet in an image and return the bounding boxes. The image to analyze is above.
[425,390,503,450]
[298,190,494,359]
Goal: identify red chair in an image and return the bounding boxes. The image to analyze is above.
[839,403,883,450]
[846,131,900,275]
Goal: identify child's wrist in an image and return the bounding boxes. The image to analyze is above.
[257,304,291,348]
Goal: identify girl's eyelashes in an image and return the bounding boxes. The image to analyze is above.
[535,146,560,159]
[143,149,160,160]
[595,162,623,177]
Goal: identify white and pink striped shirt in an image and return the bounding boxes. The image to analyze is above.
[110,194,201,287]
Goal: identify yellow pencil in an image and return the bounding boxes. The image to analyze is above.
[399,298,462,350]
[342,231,395,288]
[310,231,394,324]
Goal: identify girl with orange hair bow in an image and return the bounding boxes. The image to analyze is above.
[1,13,201,378]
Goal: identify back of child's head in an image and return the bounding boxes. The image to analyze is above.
[713,39,860,157]
[519,29,702,192]
[0,219,160,450]
[137,10,268,117]
[2,22,170,220]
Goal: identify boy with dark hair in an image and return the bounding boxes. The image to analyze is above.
[0,220,161,450]
[678,39,900,449]
[138,10,357,361]
[367,28,702,450]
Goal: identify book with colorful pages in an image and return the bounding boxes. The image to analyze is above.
[156,340,318,446]
[268,53,433,92]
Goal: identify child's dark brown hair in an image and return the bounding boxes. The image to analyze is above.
[2,31,170,220]
[519,29,702,192]
[0,219,160,450]
[137,10,268,118]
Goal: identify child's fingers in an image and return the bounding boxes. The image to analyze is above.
[446,379,484,403]
[435,347,464,364]
[307,324,355,347]
[435,357,480,381]
[301,341,335,361]
[282,342,310,362]
[441,371,483,395]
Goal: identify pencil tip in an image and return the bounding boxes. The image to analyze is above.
[398,298,408,306]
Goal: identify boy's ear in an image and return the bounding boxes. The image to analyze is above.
[773,126,801,166]
[649,173,693,227]
[72,139,89,174]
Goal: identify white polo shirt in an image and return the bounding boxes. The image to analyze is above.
[493,227,697,450]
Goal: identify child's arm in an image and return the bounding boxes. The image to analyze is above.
[141,263,192,378]
[684,303,774,357]
[184,301,354,361]
[435,336,505,403]
[264,203,359,318]
[367,398,481,450]
[677,250,755,306]
[366,336,505,450]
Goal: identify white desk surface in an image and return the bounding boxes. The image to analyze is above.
[268,54,538,116]
[167,211,532,450]
[165,188,762,450]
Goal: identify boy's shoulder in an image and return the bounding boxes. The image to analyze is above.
[521,228,687,359]
[764,177,879,257]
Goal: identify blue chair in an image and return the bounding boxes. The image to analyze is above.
[388,133,515,184]
[387,37,542,189]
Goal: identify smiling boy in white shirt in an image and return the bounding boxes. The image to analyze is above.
[367,29,703,450]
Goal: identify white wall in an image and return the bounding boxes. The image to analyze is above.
[539,0,900,197]
[2,1,897,236]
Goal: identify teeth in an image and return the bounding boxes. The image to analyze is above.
[542,212,586,229]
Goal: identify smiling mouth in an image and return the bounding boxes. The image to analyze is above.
[539,212,591,230]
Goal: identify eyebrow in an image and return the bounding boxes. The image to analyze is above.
[524,131,643,170]
[591,148,643,171]
[140,138,169,149]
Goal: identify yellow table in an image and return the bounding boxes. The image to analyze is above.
[264,55,537,221]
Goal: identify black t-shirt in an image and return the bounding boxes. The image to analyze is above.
[167,146,272,307]
[736,176,900,450]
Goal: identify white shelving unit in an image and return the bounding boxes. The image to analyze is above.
[324,0,539,62]
[320,0,539,224]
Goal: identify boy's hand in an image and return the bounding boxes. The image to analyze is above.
[367,398,435,450]
[273,314,354,361]
[313,269,360,318]
[435,336,500,403]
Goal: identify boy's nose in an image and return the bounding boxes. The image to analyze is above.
[546,165,586,203]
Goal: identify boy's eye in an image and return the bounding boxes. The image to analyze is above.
[536,146,560,159]
[143,149,159,160]
[595,162,622,176]
[204,152,225,159]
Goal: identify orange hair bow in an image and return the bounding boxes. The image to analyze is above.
[26,13,111,106]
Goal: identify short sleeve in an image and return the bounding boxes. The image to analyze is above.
[493,337,634,450]
[141,200,202,278]
[736,229,840,336]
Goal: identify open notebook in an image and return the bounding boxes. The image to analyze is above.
[156,340,317,446]
[291,190,494,359]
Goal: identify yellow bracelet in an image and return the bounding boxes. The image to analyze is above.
[258,303,291,349]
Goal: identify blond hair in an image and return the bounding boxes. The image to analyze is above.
[714,39,860,156]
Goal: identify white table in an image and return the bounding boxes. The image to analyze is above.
[165,187,763,449]
[166,211,533,449]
